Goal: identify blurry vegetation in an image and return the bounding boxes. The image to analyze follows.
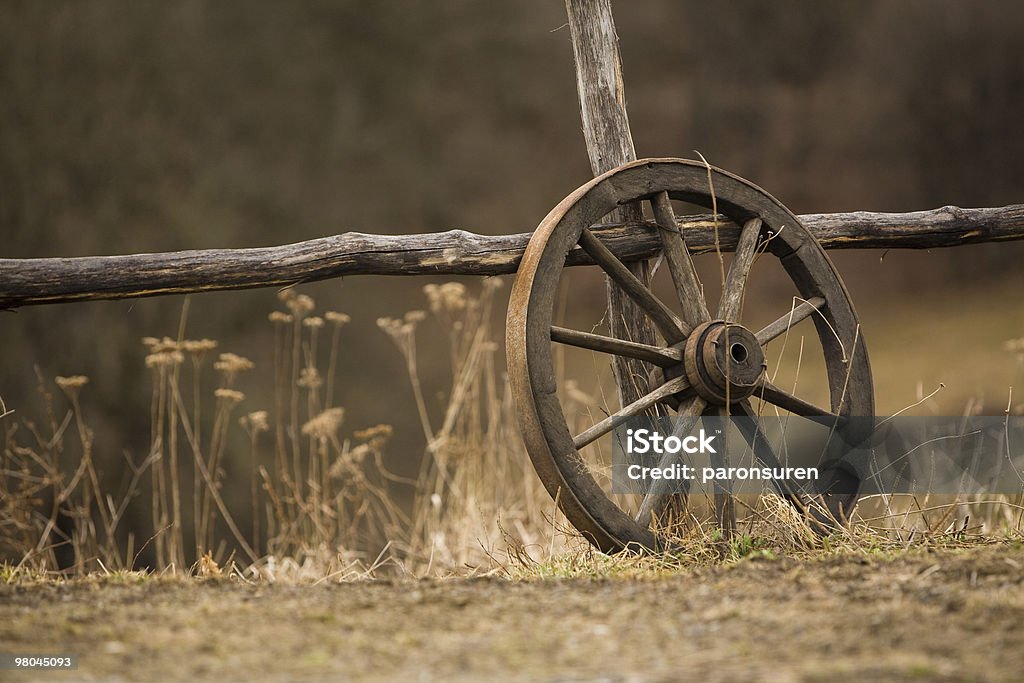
[0,281,572,575]
[2,2,1024,573]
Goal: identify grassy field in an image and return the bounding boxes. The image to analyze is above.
[4,275,1024,682]
[3,542,1024,682]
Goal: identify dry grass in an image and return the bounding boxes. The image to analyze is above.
[2,281,1024,582]
[1,289,407,579]
[0,280,556,580]
[379,278,567,574]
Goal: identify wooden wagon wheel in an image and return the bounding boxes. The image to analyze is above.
[506,158,874,553]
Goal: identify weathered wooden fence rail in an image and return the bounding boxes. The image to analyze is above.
[1,204,1022,309]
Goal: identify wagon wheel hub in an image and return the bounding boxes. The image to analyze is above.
[679,320,765,405]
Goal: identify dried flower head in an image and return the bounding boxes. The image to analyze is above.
[297,366,323,389]
[325,311,351,326]
[405,310,427,323]
[377,316,416,354]
[285,294,315,318]
[214,388,246,404]
[441,282,467,307]
[145,351,184,368]
[354,424,393,442]
[303,316,324,330]
[302,407,345,440]
[348,443,370,465]
[329,447,362,478]
[423,282,468,314]
[269,311,293,324]
[377,317,403,337]
[214,353,254,374]
[354,424,393,450]
[152,337,181,353]
[141,337,160,348]
[181,339,219,355]
[55,375,89,390]
[240,410,269,434]
[56,375,89,400]
[422,284,440,312]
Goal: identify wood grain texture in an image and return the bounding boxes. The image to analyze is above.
[651,191,711,325]
[0,204,1021,309]
[565,0,656,410]
[718,218,762,322]
[550,325,683,367]
[564,0,636,177]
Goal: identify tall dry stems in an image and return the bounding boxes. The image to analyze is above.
[4,300,1024,577]
[379,279,571,572]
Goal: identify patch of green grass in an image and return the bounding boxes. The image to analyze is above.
[728,533,775,560]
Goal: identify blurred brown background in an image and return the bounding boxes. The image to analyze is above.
[2,1,1023,503]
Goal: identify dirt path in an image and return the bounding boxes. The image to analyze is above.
[3,545,1023,682]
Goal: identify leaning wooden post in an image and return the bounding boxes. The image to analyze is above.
[565,0,658,409]
[565,1,733,534]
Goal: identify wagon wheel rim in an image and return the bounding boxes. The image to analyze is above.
[506,158,874,554]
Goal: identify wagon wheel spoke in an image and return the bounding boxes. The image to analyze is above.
[649,191,711,326]
[734,400,805,502]
[754,378,844,423]
[578,228,689,343]
[709,406,736,531]
[755,296,825,344]
[573,375,690,450]
[633,395,707,527]
[550,326,682,367]
[718,218,763,322]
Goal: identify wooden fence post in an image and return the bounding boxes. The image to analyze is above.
[565,0,657,409]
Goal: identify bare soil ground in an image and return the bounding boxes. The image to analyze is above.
[3,545,1024,682]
